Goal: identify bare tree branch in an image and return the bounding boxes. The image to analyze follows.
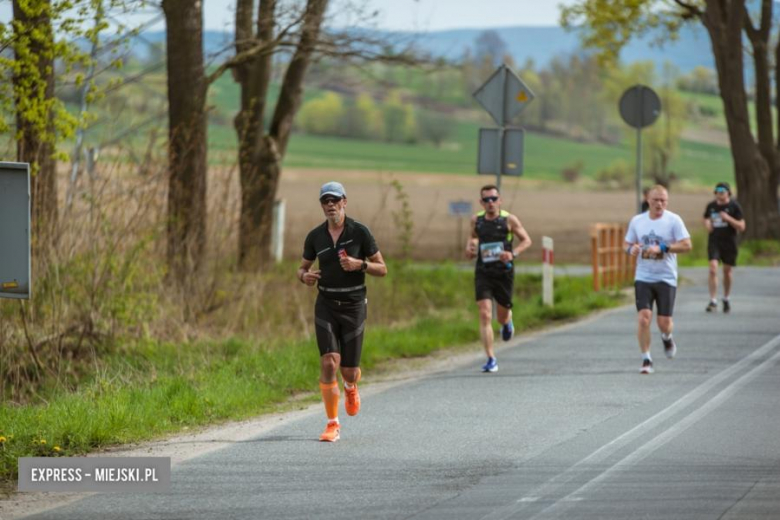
[671,0,703,18]
[206,2,304,86]
[270,0,328,153]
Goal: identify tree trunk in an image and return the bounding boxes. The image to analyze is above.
[12,0,58,264]
[744,0,780,238]
[162,0,208,282]
[238,137,281,271]
[703,0,780,239]
[235,0,329,271]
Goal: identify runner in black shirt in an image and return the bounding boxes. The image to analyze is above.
[465,185,532,373]
[297,181,387,442]
[703,182,745,313]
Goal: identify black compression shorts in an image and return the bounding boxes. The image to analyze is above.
[475,270,514,309]
[314,293,367,367]
[707,237,738,266]
[634,281,677,316]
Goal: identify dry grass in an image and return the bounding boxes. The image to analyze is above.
[0,151,715,401]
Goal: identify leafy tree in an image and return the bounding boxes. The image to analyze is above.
[298,91,345,135]
[382,90,416,143]
[354,93,384,140]
[334,92,383,140]
[417,110,452,147]
[0,0,129,262]
[677,65,719,94]
[474,30,507,67]
[561,0,780,239]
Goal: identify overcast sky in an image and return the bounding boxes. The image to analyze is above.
[206,0,576,32]
[1,0,576,32]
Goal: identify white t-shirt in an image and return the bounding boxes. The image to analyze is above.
[625,210,690,287]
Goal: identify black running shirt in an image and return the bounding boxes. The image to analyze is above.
[303,217,379,301]
[703,199,743,240]
[475,210,514,275]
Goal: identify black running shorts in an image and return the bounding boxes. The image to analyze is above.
[314,293,367,367]
[475,270,514,309]
[634,281,677,316]
[707,236,738,266]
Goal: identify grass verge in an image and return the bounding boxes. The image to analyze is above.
[0,270,624,484]
[678,230,780,267]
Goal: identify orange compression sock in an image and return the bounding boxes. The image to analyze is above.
[319,380,340,420]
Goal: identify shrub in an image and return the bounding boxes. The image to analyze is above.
[561,160,584,183]
[596,159,634,189]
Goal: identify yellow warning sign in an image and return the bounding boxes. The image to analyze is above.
[2,281,18,290]
[517,91,529,102]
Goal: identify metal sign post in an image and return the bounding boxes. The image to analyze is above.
[448,200,473,254]
[473,64,535,188]
[619,85,661,213]
[0,162,31,299]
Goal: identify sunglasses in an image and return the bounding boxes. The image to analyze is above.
[481,196,499,203]
[320,197,343,205]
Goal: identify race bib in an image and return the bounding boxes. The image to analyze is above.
[711,211,727,228]
[480,241,505,263]
[641,248,664,260]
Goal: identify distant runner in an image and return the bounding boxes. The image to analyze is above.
[298,182,387,442]
[625,185,692,374]
[703,182,745,313]
[465,185,532,373]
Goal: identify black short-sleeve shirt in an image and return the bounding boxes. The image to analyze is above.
[303,216,379,301]
[703,199,743,240]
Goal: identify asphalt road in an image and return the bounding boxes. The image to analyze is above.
[23,267,780,520]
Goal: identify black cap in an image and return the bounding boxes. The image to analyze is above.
[714,182,731,194]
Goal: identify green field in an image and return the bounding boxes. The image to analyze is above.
[42,67,736,188]
[681,90,776,135]
[208,117,734,186]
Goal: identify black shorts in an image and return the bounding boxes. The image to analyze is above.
[708,237,738,266]
[634,281,677,316]
[314,293,367,368]
[475,270,514,309]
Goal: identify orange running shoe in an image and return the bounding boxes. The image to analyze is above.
[319,421,340,442]
[345,383,361,416]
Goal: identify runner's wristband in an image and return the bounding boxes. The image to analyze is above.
[659,243,669,254]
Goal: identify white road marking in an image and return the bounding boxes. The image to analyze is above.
[482,333,780,520]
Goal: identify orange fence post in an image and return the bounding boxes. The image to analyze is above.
[591,223,636,292]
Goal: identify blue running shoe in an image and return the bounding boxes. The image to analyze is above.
[501,321,514,341]
[482,357,498,373]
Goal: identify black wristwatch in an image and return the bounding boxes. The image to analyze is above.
[360,260,368,272]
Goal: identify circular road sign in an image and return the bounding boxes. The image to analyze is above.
[619,85,661,129]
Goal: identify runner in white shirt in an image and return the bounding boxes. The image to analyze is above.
[624,185,692,374]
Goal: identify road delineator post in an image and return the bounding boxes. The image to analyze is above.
[542,236,554,307]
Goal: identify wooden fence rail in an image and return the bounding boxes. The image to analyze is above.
[591,223,636,291]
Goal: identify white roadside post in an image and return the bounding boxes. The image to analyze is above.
[542,236,554,307]
[272,199,286,264]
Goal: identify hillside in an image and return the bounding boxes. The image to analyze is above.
[132,24,716,73]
